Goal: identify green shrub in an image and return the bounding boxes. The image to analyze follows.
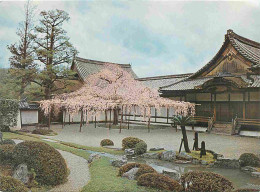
[239,153,260,167]
[1,139,16,145]
[32,129,54,135]
[118,163,156,179]
[100,139,114,146]
[0,125,10,132]
[0,176,29,192]
[135,141,147,155]
[12,141,68,186]
[234,189,260,192]
[122,137,143,150]
[137,172,182,191]
[0,144,15,163]
[180,171,234,192]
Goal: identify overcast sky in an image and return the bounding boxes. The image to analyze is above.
[0,0,259,77]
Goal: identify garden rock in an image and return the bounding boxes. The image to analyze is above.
[213,158,240,169]
[175,160,191,164]
[150,147,164,151]
[160,150,176,161]
[122,167,139,180]
[88,153,101,163]
[140,152,159,159]
[125,149,135,156]
[241,166,258,173]
[192,159,200,165]
[251,172,260,178]
[177,152,193,160]
[162,169,181,181]
[111,157,127,167]
[201,160,208,165]
[12,163,29,184]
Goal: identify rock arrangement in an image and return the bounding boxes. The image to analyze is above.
[241,166,260,178]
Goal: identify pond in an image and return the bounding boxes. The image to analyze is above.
[129,158,260,190]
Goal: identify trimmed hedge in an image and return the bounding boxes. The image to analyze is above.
[12,141,68,186]
[1,139,16,145]
[0,125,10,132]
[0,144,15,163]
[239,153,260,167]
[32,129,54,135]
[234,189,260,192]
[100,139,114,147]
[137,173,182,191]
[0,176,29,192]
[118,163,156,179]
[122,137,143,150]
[135,141,147,155]
[180,171,234,192]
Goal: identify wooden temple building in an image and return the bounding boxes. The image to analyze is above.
[70,29,260,133]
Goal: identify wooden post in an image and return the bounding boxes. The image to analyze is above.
[166,108,169,124]
[105,110,107,126]
[79,110,83,132]
[95,115,97,128]
[69,114,71,125]
[120,106,123,133]
[128,110,130,129]
[155,108,157,122]
[243,92,246,119]
[48,110,51,130]
[109,109,112,129]
[193,132,199,151]
[213,93,216,121]
[148,117,151,133]
[200,141,206,158]
[62,110,65,129]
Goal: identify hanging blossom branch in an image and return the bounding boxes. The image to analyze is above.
[40,64,195,121]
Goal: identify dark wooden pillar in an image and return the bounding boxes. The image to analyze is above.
[120,106,123,133]
[213,93,216,121]
[48,110,51,130]
[243,92,246,119]
[109,109,112,129]
[79,110,83,132]
[155,108,157,122]
[228,93,231,121]
[166,108,169,124]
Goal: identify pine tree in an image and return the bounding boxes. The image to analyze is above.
[7,0,37,98]
[31,9,77,99]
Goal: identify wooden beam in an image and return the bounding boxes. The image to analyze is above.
[79,110,83,132]
[243,92,246,119]
[119,106,123,133]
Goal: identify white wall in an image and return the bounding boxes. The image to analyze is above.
[21,110,38,125]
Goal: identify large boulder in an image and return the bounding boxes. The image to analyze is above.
[88,153,101,163]
[140,152,159,159]
[160,150,176,161]
[111,157,127,167]
[162,169,181,181]
[177,152,193,160]
[213,158,240,169]
[12,164,29,184]
[122,168,139,180]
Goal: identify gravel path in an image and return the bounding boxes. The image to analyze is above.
[49,150,90,192]
[47,124,260,159]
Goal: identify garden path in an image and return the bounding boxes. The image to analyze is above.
[49,150,90,192]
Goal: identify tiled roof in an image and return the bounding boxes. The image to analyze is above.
[73,57,138,81]
[249,75,260,88]
[190,29,260,78]
[137,73,192,90]
[19,100,39,110]
[160,77,213,91]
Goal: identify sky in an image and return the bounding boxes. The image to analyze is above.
[0,0,259,77]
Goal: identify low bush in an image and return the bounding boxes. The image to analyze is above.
[122,137,143,150]
[180,171,234,192]
[137,172,182,191]
[12,141,68,186]
[100,139,114,147]
[118,162,156,179]
[32,129,54,135]
[0,144,15,163]
[135,141,147,155]
[234,189,260,192]
[1,139,16,145]
[239,153,260,167]
[0,125,10,132]
[0,176,29,192]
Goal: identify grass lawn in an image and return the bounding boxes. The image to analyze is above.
[82,157,159,192]
[2,131,159,192]
[189,150,215,163]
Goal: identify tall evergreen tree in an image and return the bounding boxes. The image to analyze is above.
[31,9,77,99]
[7,0,37,98]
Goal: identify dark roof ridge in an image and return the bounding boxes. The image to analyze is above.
[137,73,192,81]
[75,56,132,68]
[227,29,260,49]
